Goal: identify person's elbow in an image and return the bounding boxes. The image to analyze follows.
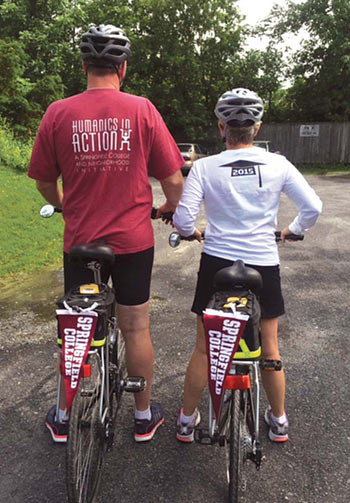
[172,205,194,237]
[311,198,323,219]
[162,170,184,190]
[160,170,184,208]
[36,180,57,192]
[302,200,322,228]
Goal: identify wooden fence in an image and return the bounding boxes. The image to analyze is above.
[256,122,350,164]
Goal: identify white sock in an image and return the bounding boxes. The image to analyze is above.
[271,411,287,424]
[180,410,196,425]
[135,407,151,421]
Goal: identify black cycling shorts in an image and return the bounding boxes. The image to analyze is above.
[63,247,154,306]
[191,252,285,319]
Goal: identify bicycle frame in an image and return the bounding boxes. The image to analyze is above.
[208,360,261,460]
[208,360,260,438]
[196,265,264,485]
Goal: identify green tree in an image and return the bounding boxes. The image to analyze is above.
[0,0,287,142]
[235,45,284,121]
[0,0,84,133]
[0,39,34,135]
[262,0,350,121]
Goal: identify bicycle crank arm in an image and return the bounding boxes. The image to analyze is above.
[122,376,147,392]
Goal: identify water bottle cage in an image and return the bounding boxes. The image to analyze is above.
[259,359,282,371]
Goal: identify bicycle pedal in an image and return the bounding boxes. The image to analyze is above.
[80,389,94,397]
[122,376,146,392]
[194,428,216,445]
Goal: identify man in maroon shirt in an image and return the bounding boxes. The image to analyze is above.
[29,24,184,442]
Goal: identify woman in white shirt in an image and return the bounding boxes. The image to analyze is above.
[173,88,322,443]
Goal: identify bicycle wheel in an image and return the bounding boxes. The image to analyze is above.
[66,351,106,503]
[224,390,246,503]
[109,327,126,408]
[113,328,127,403]
[107,328,127,446]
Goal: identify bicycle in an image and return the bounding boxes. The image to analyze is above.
[40,204,147,503]
[169,229,303,503]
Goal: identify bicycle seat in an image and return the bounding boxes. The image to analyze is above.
[213,260,263,293]
[69,243,115,265]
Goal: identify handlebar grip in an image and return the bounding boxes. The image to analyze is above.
[55,208,62,213]
[150,207,174,223]
[275,231,304,241]
[161,211,174,222]
[180,234,197,241]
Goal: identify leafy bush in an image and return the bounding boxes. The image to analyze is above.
[0,119,32,172]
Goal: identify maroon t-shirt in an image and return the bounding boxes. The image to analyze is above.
[29,89,183,254]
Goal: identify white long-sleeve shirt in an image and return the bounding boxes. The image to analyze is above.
[173,147,322,266]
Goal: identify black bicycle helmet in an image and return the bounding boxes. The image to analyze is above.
[80,24,131,68]
[215,88,264,125]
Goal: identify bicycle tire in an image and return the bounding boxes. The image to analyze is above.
[114,328,127,404]
[225,390,244,503]
[107,328,127,444]
[66,352,106,503]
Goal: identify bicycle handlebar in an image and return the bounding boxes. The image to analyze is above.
[150,207,173,223]
[41,205,167,220]
[169,230,304,248]
[40,205,303,244]
[149,209,304,244]
[274,231,304,241]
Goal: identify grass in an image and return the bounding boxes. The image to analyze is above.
[297,163,350,176]
[0,166,64,282]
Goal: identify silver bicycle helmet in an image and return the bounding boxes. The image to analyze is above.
[215,88,264,125]
[80,24,131,67]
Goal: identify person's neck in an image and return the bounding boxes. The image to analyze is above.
[226,143,253,150]
[87,74,120,91]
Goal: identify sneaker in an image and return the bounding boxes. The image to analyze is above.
[176,408,201,443]
[134,402,164,442]
[45,406,68,443]
[264,407,289,442]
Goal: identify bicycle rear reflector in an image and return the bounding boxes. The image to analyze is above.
[224,374,250,390]
[82,364,91,378]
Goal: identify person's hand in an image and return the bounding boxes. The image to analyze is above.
[156,202,175,224]
[281,226,295,243]
[192,228,203,242]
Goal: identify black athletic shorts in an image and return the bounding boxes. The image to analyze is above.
[191,252,285,319]
[63,247,154,306]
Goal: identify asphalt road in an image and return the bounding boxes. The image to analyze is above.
[0,174,349,503]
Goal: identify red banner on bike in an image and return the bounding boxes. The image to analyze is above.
[56,309,98,411]
[203,309,249,421]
